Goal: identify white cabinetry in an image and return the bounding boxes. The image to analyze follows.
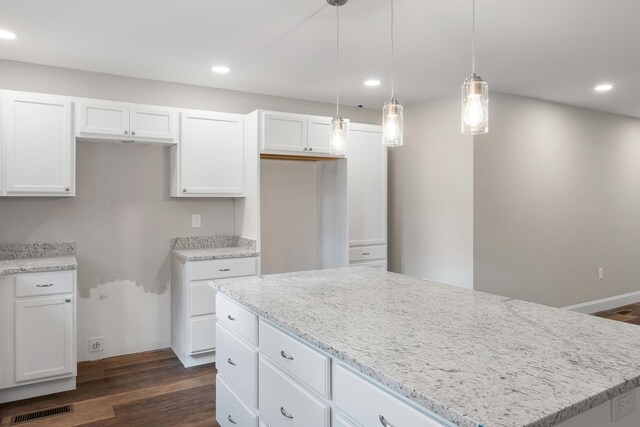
[78,101,177,144]
[348,123,387,269]
[1,92,75,196]
[0,270,77,403]
[259,111,344,157]
[171,255,258,367]
[170,111,245,197]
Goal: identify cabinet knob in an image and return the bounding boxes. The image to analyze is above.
[304,147,308,151]
[65,298,71,303]
[131,131,136,136]
[280,407,294,420]
[182,188,187,193]
[227,415,237,425]
[124,130,129,135]
[309,147,313,151]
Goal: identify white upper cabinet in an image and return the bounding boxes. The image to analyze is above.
[1,92,74,196]
[78,101,177,144]
[171,111,245,197]
[348,123,387,246]
[259,111,344,157]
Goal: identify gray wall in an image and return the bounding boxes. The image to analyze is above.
[389,95,474,289]
[0,59,379,360]
[474,93,640,307]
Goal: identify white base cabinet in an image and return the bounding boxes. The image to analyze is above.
[0,270,77,404]
[171,255,258,368]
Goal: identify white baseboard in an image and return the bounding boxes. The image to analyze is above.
[563,291,640,314]
[78,340,171,362]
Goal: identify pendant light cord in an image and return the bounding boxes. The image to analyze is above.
[390,0,395,100]
[336,5,340,118]
[472,0,476,75]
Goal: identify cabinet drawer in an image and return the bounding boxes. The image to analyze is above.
[333,364,445,427]
[259,320,329,398]
[216,375,259,427]
[349,245,386,262]
[15,271,74,298]
[259,357,330,427]
[334,412,358,427]
[216,323,258,408]
[189,282,216,317]
[216,294,258,345]
[349,260,388,271]
[189,316,216,354]
[190,257,257,281]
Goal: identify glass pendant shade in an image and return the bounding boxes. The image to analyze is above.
[461,74,488,135]
[382,100,403,147]
[330,117,348,156]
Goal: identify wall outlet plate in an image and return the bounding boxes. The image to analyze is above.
[192,214,201,228]
[89,337,104,353]
[612,391,636,422]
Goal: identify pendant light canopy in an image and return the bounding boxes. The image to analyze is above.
[328,0,348,156]
[382,0,403,147]
[461,0,488,135]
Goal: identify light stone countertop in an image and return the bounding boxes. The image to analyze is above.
[172,247,259,261]
[0,256,78,275]
[170,235,258,261]
[214,267,640,427]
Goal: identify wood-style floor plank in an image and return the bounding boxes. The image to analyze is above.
[0,349,220,427]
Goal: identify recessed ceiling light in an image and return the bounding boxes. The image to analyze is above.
[364,79,381,87]
[594,83,613,92]
[211,65,230,74]
[0,29,17,40]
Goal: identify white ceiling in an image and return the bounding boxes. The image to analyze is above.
[1,0,639,117]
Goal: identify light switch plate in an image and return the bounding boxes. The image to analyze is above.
[612,391,636,422]
[192,214,201,228]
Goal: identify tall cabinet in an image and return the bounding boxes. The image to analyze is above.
[347,123,387,269]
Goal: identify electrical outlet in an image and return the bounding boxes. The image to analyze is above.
[598,267,604,280]
[611,391,636,422]
[192,214,201,228]
[88,337,104,353]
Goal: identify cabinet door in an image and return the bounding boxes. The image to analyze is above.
[307,117,332,154]
[261,112,307,153]
[348,124,387,246]
[79,101,129,137]
[15,295,74,383]
[130,106,177,141]
[2,94,74,195]
[179,112,244,196]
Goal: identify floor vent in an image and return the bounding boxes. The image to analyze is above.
[10,404,73,425]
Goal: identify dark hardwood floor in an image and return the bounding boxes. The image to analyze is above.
[594,302,640,325]
[0,349,220,427]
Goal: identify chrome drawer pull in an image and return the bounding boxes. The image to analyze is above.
[227,314,236,321]
[362,252,371,255]
[280,350,294,361]
[379,415,394,427]
[280,407,294,419]
[218,268,231,272]
[36,284,54,287]
[227,414,237,424]
[227,358,236,366]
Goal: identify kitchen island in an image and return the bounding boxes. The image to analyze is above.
[213,267,640,427]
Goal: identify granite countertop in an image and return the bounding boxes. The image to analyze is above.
[0,242,77,275]
[171,235,258,261]
[214,267,640,427]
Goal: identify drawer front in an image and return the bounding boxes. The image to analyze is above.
[216,375,259,427]
[333,364,445,427]
[190,282,216,317]
[190,257,257,281]
[334,412,358,427]
[216,294,258,345]
[189,316,216,354]
[349,245,386,262]
[259,357,330,427]
[216,323,258,408]
[349,260,387,271]
[259,320,329,398]
[15,271,74,298]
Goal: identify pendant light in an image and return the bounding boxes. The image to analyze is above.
[328,0,348,156]
[382,0,403,147]
[461,0,488,135]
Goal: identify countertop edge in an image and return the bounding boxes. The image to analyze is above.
[215,285,640,427]
[172,250,260,262]
[0,258,78,275]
